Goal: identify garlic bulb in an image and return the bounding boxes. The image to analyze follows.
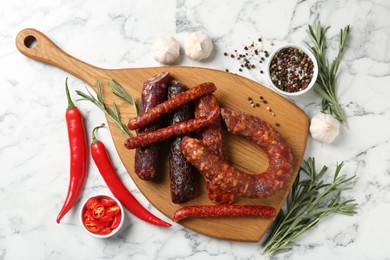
[152,36,180,64]
[184,31,213,61]
[309,112,340,144]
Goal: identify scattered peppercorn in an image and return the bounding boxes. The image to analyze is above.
[222,36,272,75]
[275,123,280,127]
[260,70,264,74]
[255,103,260,107]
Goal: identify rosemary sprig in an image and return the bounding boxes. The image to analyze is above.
[108,79,139,116]
[306,21,351,127]
[76,81,132,138]
[261,157,357,257]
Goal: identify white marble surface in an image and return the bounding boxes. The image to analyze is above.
[1,0,390,259]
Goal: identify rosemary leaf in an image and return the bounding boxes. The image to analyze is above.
[108,79,139,116]
[261,157,357,257]
[76,81,132,138]
[306,21,350,127]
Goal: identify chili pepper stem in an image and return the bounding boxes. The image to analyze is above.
[92,123,106,144]
[65,78,76,110]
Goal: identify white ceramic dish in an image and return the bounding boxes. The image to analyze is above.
[265,44,318,96]
[79,194,124,238]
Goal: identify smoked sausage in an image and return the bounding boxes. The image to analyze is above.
[173,205,276,222]
[134,71,169,180]
[128,82,216,130]
[195,95,234,205]
[168,81,196,203]
[124,104,220,149]
[180,108,293,199]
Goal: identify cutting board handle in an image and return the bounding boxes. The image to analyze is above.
[15,28,105,86]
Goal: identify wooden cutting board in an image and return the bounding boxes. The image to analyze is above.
[16,28,309,242]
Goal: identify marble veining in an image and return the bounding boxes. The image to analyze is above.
[1,0,390,259]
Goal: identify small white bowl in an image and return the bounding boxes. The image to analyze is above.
[265,44,318,96]
[79,194,124,238]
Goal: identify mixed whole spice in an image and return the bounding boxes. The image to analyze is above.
[269,47,314,93]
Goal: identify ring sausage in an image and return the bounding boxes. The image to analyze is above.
[124,104,220,149]
[168,81,196,203]
[180,108,293,199]
[134,71,169,180]
[128,82,216,130]
[195,95,234,205]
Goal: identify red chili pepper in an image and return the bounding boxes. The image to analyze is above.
[56,79,88,224]
[82,210,94,222]
[97,215,113,223]
[100,197,116,207]
[173,205,276,222]
[98,227,112,235]
[92,204,106,219]
[84,219,105,233]
[85,197,99,211]
[105,205,121,217]
[90,124,171,227]
[110,215,122,230]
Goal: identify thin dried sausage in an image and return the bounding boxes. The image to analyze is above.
[168,81,196,203]
[134,71,169,180]
[128,82,216,130]
[173,205,276,222]
[195,95,234,205]
[124,104,220,149]
[180,108,293,199]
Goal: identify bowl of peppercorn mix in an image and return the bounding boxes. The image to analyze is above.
[265,44,318,96]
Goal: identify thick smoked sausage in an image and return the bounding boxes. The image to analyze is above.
[134,71,169,180]
[168,81,196,203]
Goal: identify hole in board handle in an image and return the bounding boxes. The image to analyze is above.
[24,35,37,49]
